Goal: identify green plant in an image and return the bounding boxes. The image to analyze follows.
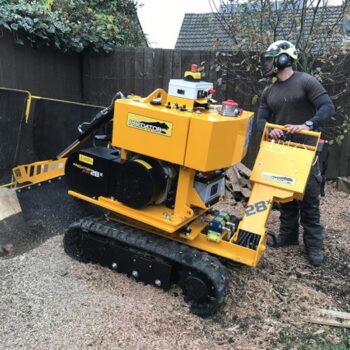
[280,328,350,350]
[0,0,146,52]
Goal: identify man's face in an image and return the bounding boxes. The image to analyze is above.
[261,54,276,77]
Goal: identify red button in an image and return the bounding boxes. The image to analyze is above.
[223,99,238,106]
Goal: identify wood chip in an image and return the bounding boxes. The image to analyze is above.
[230,170,240,184]
[319,309,350,320]
[337,177,350,193]
[232,166,242,181]
[303,316,350,328]
[240,187,251,200]
[239,177,252,189]
[236,163,252,177]
[232,165,252,188]
[302,309,350,328]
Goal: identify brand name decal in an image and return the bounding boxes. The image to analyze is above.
[127,113,172,136]
[73,163,103,178]
[261,171,295,185]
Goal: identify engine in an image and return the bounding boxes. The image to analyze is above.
[65,146,226,210]
[65,147,178,209]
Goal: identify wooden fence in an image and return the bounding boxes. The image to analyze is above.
[0,31,349,178]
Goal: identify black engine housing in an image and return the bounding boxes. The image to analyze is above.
[65,147,171,209]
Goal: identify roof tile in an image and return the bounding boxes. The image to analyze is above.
[175,7,344,50]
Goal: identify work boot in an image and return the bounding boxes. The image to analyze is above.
[268,234,299,248]
[308,249,324,267]
[275,235,299,247]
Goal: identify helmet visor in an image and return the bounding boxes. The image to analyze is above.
[261,53,275,77]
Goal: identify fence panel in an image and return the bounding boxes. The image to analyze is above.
[0,31,81,101]
[16,99,102,167]
[0,31,348,178]
[0,89,28,183]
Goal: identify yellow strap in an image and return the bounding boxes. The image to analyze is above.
[25,93,32,123]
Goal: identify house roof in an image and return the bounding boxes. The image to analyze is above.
[134,14,149,47]
[175,6,344,51]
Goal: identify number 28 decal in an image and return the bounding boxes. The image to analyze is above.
[245,200,272,216]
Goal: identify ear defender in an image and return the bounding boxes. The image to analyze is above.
[275,54,290,69]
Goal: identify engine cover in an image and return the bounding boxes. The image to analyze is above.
[65,147,120,198]
[65,147,171,209]
[110,157,167,209]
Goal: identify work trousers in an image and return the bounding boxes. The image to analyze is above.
[279,163,324,251]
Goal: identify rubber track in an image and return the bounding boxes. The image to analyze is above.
[66,216,229,317]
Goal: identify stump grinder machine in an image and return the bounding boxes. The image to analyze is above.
[5,65,321,316]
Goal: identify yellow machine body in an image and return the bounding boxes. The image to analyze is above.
[112,90,252,171]
[10,86,320,269]
[67,88,319,268]
[68,88,254,238]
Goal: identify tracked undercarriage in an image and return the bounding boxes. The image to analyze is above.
[64,216,229,317]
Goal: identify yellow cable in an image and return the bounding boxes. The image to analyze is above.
[0,181,17,189]
[30,95,103,108]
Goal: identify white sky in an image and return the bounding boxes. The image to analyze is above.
[137,0,221,49]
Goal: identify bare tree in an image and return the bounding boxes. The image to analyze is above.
[208,0,350,143]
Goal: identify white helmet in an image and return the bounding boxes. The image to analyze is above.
[262,40,298,77]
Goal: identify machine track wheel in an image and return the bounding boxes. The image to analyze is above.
[178,268,217,316]
[180,270,210,303]
[63,216,229,317]
[64,225,90,263]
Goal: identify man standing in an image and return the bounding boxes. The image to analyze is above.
[257,40,335,267]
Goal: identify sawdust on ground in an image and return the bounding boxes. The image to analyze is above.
[0,183,349,350]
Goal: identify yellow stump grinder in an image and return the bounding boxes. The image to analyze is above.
[6,65,321,316]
